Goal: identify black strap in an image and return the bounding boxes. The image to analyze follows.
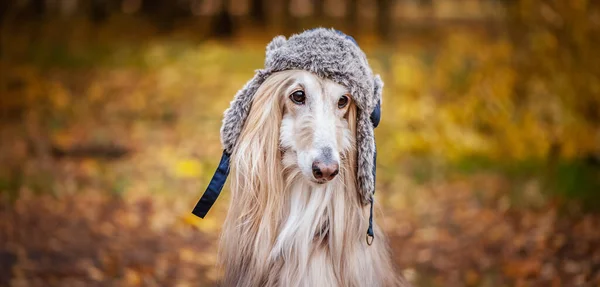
[191,150,231,218]
[366,99,380,244]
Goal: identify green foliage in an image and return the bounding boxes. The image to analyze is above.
[552,160,600,209]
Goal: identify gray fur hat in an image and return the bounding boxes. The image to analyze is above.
[221,28,383,204]
[192,28,382,222]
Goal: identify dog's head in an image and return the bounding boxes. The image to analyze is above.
[231,69,357,190]
[279,70,356,184]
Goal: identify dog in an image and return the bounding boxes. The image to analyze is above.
[217,69,404,287]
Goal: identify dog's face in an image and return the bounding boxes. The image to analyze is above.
[279,71,355,184]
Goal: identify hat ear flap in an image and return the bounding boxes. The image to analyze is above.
[357,109,376,204]
[357,74,384,204]
[373,74,383,105]
[220,70,270,153]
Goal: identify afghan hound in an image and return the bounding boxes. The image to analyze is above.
[217,70,404,287]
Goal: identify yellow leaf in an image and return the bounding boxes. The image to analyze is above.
[174,159,203,178]
[123,268,141,286]
[49,82,70,109]
[182,213,203,228]
[52,130,75,148]
[181,213,219,233]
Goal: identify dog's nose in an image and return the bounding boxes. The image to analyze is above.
[312,161,339,181]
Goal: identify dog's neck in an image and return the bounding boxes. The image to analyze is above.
[262,165,371,286]
[219,157,401,286]
[270,175,361,258]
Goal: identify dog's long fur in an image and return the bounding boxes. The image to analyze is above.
[218,71,402,287]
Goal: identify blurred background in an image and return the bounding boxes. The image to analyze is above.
[1,0,599,286]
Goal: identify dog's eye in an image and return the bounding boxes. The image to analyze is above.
[338,95,349,109]
[290,90,306,105]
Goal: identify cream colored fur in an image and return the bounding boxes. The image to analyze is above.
[218,70,404,287]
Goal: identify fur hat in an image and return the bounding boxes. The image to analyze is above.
[193,28,382,219]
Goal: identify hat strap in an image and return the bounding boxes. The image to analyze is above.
[191,150,231,218]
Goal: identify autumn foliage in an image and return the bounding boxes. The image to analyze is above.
[1,1,599,286]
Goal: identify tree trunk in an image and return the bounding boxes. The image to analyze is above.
[249,0,266,25]
[313,0,325,18]
[346,0,358,34]
[283,0,295,33]
[419,0,433,20]
[141,0,191,30]
[211,0,234,38]
[31,0,45,18]
[0,0,10,23]
[90,0,109,24]
[376,0,391,41]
